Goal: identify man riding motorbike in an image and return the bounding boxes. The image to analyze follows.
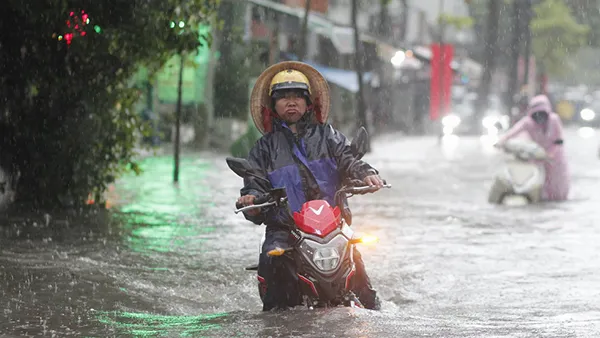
[237,62,385,311]
[495,94,570,201]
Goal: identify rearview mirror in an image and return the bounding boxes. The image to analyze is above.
[226,157,254,178]
[351,127,369,160]
[226,157,273,186]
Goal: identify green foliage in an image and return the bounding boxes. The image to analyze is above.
[229,119,262,158]
[565,0,600,46]
[439,13,475,30]
[532,0,590,76]
[214,1,251,120]
[465,0,513,65]
[466,0,592,77]
[563,47,600,85]
[0,0,218,208]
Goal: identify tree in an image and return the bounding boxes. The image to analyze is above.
[565,0,600,47]
[466,0,512,67]
[399,0,409,42]
[531,0,589,77]
[298,0,312,61]
[564,47,600,86]
[214,1,250,120]
[474,0,500,123]
[467,0,594,74]
[378,0,392,37]
[0,0,218,209]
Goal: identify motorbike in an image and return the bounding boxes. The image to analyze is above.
[226,128,391,309]
[488,138,547,206]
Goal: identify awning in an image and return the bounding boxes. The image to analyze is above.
[279,52,372,93]
[248,0,377,55]
[310,63,372,93]
[248,0,334,31]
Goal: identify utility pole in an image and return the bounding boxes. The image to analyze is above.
[351,0,369,148]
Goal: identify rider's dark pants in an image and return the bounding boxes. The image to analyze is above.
[258,227,379,311]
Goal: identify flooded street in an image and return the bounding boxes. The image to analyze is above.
[2,127,600,337]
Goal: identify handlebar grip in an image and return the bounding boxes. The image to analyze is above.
[351,179,365,186]
[236,194,270,210]
[351,179,387,186]
[254,194,271,204]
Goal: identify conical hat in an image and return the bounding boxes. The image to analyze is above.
[250,61,330,134]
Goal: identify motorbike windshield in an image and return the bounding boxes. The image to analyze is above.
[293,200,342,237]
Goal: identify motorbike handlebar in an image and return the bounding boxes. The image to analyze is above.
[234,181,391,215]
[234,194,276,214]
[234,201,277,214]
[338,178,391,195]
[235,194,271,208]
[342,184,392,195]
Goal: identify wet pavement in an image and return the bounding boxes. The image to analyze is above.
[2,127,600,337]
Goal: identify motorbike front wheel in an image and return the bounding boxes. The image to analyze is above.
[488,179,509,204]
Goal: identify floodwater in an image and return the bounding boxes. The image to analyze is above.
[2,127,600,337]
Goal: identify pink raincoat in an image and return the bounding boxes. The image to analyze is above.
[497,95,570,201]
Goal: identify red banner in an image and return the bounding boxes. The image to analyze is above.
[429,44,454,121]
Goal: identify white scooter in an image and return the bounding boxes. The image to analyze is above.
[488,138,547,206]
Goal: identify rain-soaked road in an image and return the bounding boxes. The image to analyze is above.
[2,127,600,337]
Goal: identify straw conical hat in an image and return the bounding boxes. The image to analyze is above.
[250,61,330,134]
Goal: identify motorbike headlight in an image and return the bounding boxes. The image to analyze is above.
[500,115,510,129]
[482,116,499,128]
[486,125,499,136]
[580,108,595,121]
[299,235,348,272]
[442,114,461,128]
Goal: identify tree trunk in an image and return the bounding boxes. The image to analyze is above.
[173,51,184,183]
[378,0,388,37]
[475,0,500,126]
[198,14,221,150]
[523,0,533,95]
[438,0,446,119]
[400,0,409,42]
[506,0,522,112]
[269,12,280,65]
[351,0,369,149]
[298,0,311,61]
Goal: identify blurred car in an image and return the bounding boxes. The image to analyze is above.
[442,93,509,136]
[574,100,600,128]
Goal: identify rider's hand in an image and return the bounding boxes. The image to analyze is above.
[363,174,384,192]
[237,195,261,216]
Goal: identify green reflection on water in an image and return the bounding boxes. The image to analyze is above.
[111,155,215,255]
[96,311,228,337]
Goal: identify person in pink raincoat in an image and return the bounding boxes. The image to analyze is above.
[495,94,570,201]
